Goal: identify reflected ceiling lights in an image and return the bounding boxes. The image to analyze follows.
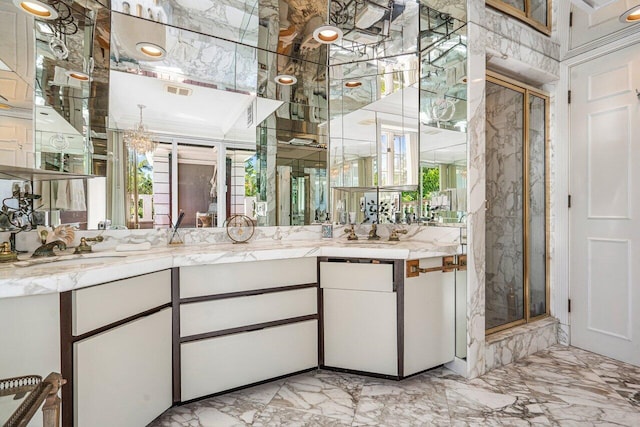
[313,26,343,44]
[344,81,362,88]
[66,71,90,82]
[620,5,640,23]
[275,74,297,85]
[136,42,167,60]
[13,0,58,20]
[0,103,12,110]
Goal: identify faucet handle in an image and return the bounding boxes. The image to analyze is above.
[344,224,358,241]
[389,228,408,242]
[73,236,103,254]
[0,242,18,263]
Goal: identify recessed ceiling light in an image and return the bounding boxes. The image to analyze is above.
[620,6,640,23]
[66,70,90,81]
[12,0,58,20]
[313,25,343,44]
[344,81,362,88]
[275,74,297,85]
[136,42,167,60]
[0,103,12,110]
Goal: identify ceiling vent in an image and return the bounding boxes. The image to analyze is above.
[164,84,192,97]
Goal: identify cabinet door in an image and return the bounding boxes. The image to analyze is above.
[323,289,398,376]
[74,308,172,427]
[404,262,455,376]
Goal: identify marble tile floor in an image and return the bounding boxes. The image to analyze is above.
[148,345,640,426]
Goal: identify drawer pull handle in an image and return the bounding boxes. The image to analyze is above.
[406,255,467,277]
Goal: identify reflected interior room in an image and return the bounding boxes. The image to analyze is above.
[1,0,640,426]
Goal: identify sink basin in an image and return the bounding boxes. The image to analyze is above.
[13,255,127,268]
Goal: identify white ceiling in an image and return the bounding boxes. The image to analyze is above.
[108,70,282,142]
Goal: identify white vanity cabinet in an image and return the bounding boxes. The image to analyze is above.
[178,258,319,402]
[61,270,173,427]
[403,258,456,376]
[320,260,399,376]
[320,256,458,378]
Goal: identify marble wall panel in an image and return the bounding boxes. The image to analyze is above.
[465,21,486,379]
[485,8,560,60]
[485,317,558,371]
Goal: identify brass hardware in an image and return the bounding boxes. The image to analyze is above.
[367,223,380,240]
[73,236,104,254]
[32,240,67,258]
[389,228,408,241]
[443,256,456,272]
[458,254,467,271]
[406,255,467,278]
[344,224,358,240]
[0,241,18,263]
[1,372,65,427]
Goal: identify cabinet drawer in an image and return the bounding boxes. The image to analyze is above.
[180,287,317,337]
[181,320,318,401]
[180,258,317,298]
[73,270,171,336]
[320,261,394,292]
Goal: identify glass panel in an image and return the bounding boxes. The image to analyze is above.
[128,149,156,229]
[485,81,524,330]
[110,0,261,48]
[501,0,525,12]
[227,149,257,223]
[530,0,548,26]
[528,94,546,317]
[328,0,420,66]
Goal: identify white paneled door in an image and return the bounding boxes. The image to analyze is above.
[570,42,640,366]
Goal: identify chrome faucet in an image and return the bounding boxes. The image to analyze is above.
[32,240,67,258]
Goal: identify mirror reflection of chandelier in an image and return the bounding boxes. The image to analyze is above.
[125,104,155,154]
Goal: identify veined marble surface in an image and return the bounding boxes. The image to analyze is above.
[0,225,462,299]
[149,345,640,426]
[485,317,558,372]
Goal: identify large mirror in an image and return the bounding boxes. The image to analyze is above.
[0,0,466,232]
[1,0,330,230]
[327,0,467,225]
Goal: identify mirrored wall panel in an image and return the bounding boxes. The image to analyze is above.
[108,6,328,229]
[328,0,467,226]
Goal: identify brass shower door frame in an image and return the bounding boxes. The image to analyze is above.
[485,71,551,335]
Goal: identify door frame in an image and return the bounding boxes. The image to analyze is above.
[485,71,551,335]
[557,29,640,345]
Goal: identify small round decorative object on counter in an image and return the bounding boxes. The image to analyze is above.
[226,214,255,244]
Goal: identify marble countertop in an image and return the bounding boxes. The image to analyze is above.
[0,237,461,299]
